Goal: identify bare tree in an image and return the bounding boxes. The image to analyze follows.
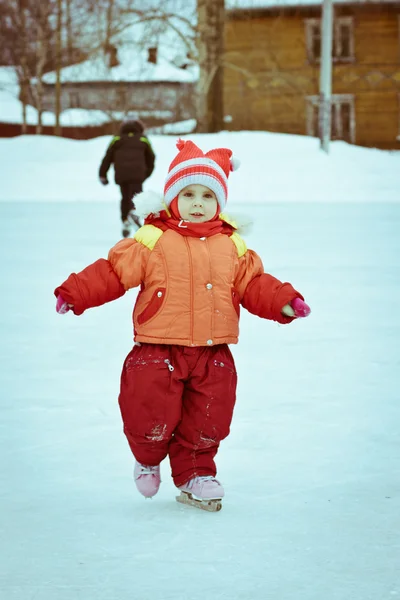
[196,0,224,133]
[32,2,52,133]
[119,0,226,133]
[64,0,73,64]
[18,0,29,133]
[55,0,63,135]
[105,0,115,51]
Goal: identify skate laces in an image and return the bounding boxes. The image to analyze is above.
[186,476,220,489]
[138,464,159,477]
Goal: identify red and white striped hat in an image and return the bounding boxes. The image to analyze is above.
[164,139,240,212]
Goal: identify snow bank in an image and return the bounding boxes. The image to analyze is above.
[0,130,399,202]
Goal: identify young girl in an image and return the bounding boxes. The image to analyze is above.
[55,139,310,511]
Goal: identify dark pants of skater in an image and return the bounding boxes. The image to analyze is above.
[119,182,143,224]
[118,343,237,487]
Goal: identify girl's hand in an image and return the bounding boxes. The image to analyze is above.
[282,297,311,318]
[56,294,73,314]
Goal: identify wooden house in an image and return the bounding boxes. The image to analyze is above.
[224,0,400,148]
[34,20,197,128]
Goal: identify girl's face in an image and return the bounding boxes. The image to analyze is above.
[177,184,218,223]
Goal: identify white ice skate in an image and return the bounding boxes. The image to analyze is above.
[127,210,143,231]
[176,476,223,512]
[121,211,142,238]
[121,219,132,238]
[134,461,161,498]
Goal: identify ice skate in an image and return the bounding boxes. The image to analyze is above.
[127,210,142,231]
[134,461,161,498]
[176,476,224,512]
[121,219,132,238]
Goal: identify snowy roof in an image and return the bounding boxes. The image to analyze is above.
[42,19,198,85]
[42,50,197,85]
[227,0,400,9]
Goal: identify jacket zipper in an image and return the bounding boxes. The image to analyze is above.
[185,237,194,345]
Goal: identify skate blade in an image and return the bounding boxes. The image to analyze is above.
[176,491,222,512]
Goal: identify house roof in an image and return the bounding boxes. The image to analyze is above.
[42,50,197,85]
[42,18,198,85]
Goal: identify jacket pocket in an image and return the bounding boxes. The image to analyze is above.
[231,288,240,318]
[137,287,166,325]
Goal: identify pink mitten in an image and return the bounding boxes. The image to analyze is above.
[56,294,71,314]
[291,297,311,318]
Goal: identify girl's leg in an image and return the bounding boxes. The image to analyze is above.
[168,345,237,487]
[119,344,184,466]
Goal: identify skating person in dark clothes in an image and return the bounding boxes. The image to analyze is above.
[99,119,156,237]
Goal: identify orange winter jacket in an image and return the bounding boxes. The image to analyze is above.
[55,224,302,346]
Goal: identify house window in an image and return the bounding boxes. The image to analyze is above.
[306,94,356,143]
[117,88,127,108]
[305,17,355,63]
[69,92,80,108]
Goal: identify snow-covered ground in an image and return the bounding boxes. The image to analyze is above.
[0,132,400,599]
[1,131,400,203]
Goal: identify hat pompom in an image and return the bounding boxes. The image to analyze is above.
[176,138,186,151]
[133,190,165,219]
[230,156,241,171]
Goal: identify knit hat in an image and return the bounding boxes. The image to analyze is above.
[164,139,240,212]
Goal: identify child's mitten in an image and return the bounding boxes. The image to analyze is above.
[291,297,311,317]
[282,297,311,318]
[56,294,72,314]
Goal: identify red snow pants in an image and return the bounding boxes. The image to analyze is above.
[118,343,237,487]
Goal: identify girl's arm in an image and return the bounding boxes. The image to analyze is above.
[54,258,125,315]
[54,238,151,315]
[234,249,304,324]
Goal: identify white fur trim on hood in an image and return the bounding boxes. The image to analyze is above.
[220,211,254,236]
[132,190,254,236]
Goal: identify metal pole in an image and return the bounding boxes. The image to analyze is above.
[319,0,333,153]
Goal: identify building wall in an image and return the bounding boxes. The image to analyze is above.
[38,81,195,124]
[224,5,400,148]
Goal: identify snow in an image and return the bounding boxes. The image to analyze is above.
[0,97,104,126]
[0,131,400,599]
[0,66,19,92]
[42,48,197,84]
[0,67,51,125]
[0,131,399,203]
[41,18,198,85]
[148,118,197,135]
